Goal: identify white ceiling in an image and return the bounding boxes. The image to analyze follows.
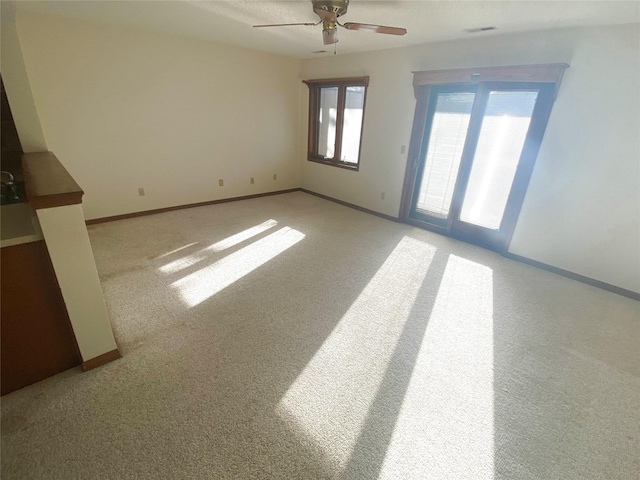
[14,0,640,58]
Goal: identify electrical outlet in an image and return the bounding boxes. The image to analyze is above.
[218,179,224,187]
[381,192,386,200]
[400,145,407,154]
[273,173,277,181]
[138,187,145,196]
[250,177,255,184]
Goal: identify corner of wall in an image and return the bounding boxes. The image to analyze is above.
[1,3,48,152]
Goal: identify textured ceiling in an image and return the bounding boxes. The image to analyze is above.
[14,0,640,58]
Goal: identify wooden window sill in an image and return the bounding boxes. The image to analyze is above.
[308,157,360,171]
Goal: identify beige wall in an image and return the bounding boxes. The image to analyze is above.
[37,204,118,361]
[11,9,639,294]
[0,2,48,152]
[15,11,302,220]
[301,24,640,294]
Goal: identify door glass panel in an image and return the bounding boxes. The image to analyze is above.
[317,87,338,158]
[340,86,365,164]
[415,91,475,220]
[459,90,538,229]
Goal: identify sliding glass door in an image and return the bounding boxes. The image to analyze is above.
[411,85,477,226]
[405,81,556,251]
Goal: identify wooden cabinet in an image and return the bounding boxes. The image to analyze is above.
[1,240,81,395]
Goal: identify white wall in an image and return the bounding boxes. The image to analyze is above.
[0,2,48,152]
[37,204,118,361]
[301,24,640,294]
[11,10,640,294]
[15,11,302,220]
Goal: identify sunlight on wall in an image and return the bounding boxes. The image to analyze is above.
[171,226,304,307]
[276,236,436,469]
[160,219,278,274]
[378,254,494,479]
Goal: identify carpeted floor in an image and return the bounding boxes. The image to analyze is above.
[2,191,639,479]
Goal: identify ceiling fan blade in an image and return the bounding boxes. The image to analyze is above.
[253,22,319,28]
[313,7,337,23]
[322,28,339,45]
[342,22,407,36]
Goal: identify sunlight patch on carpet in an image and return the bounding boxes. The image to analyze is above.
[160,219,278,274]
[379,254,495,479]
[275,236,436,468]
[154,242,199,260]
[171,226,303,307]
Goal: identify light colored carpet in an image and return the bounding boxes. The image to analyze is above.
[2,191,639,479]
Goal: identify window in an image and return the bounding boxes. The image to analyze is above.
[303,77,369,170]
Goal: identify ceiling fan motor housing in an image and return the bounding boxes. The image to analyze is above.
[253,0,405,47]
[313,0,349,18]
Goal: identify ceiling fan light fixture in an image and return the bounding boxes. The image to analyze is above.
[323,28,339,45]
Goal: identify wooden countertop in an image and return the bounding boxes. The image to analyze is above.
[22,152,84,210]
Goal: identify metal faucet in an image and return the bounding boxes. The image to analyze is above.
[1,171,20,203]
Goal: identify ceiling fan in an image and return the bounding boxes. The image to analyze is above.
[253,0,407,46]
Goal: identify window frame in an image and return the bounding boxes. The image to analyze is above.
[303,76,369,171]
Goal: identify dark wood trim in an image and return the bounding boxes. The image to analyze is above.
[413,64,569,89]
[441,84,486,234]
[22,151,84,210]
[300,188,399,222]
[303,189,638,300]
[1,240,82,395]
[354,82,369,171]
[86,189,302,225]
[307,157,359,171]
[444,82,557,253]
[303,77,369,171]
[81,349,121,372]
[303,76,370,86]
[88,187,637,305]
[334,83,346,166]
[307,85,319,160]
[403,216,448,235]
[504,252,640,301]
[498,83,556,253]
[403,78,563,253]
[399,86,430,220]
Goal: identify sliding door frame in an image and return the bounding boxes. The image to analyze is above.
[409,83,479,230]
[399,64,568,252]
